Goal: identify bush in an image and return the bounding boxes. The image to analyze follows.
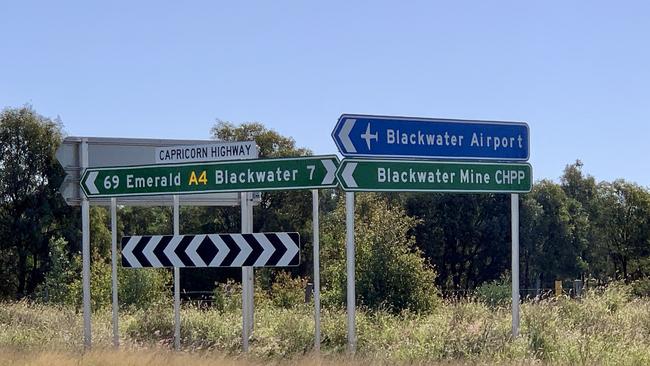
[118,267,171,309]
[39,239,171,310]
[269,271,307,309]
[36,237,80,305]
[630,276,650,297]
[212,279,242,312]
[474,273,511,307]
[321,193,440,313]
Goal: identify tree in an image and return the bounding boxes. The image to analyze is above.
[0,106,67,298]
[520,180,589,288]
[595,180,650,280]
[404,193,511,293]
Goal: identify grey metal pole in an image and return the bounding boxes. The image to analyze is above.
[511,193,520,337]
[173,195,181,350]
[81,138,91,349]
[241,192,250,352]
[312,190,321,352]
[345,192,356,353]
[110,197,119,348]
[247,192,254,333]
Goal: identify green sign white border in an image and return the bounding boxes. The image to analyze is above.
[80,155,341,198]
[337,158,533,194]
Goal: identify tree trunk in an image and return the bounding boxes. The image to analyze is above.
[16,249,27,298]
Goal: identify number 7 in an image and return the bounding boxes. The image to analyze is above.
[307,165,315,180]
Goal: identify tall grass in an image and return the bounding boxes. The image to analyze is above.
[1,285,649,365]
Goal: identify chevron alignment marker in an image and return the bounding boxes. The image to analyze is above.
[121,233,300,268]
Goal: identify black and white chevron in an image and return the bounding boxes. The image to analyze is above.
[121,233,300,268]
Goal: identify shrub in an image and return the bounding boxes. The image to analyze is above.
[118,267,171,309]
[630,276,650,297]
[321,193,440,313]
[36,237,80,305]
[474,273,511,307]
[269,271,307,309]
[212,279,242,312]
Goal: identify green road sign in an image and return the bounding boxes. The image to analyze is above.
[80,155,340,198]
[337,159,532,193]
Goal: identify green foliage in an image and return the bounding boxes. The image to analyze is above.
[403,192,511,291]
[630,276,650,297]
[0,106,68,298]
[595,180,650,280]
[521,180,589,288]
[36,237,80,305]
[118,268,172,309]
[322,193,440,313]
[36,207,171,310]
[211,279,242,312]
[211,120,311,158]
[474,273,511,307]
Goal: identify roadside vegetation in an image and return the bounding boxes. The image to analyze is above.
[2,283,650,365]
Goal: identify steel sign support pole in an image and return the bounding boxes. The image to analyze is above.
[241,192,250,352]
[247,192,254,333]
[81,138,92,349]
[111,197,119,348]
[173,195,181,350]
[345,192,356,353]
[511,193,520,337]
[312,190,321,352]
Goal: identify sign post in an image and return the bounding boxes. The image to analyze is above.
[345,192,356,354]
[173,195,180,351]
[110,197,119,348]
[241,192,254,351]
[312,189,321,352]
[81,138,91,349]
[511,194,520,337]
[248,193,255,334]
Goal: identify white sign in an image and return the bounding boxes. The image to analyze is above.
[56,137,260,206]
[155,141,258,164]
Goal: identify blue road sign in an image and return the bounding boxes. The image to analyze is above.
[332,114,530,161]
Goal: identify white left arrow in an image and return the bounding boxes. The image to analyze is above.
[164,235,184,267]
[122,236,142,268]
[143,236,163,267]
[338,118,356,153]
[341,162,358,188]
[85,171,99,194]
[321,159,336,185]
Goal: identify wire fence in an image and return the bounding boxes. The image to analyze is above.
[178,284,586,307]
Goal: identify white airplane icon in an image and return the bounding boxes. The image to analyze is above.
[360,123,378,150]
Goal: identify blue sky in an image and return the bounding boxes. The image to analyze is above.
[2,1,649,185]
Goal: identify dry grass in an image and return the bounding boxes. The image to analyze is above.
[0,348,257,366]
[0,348,485,366]
[1,285,650,365]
